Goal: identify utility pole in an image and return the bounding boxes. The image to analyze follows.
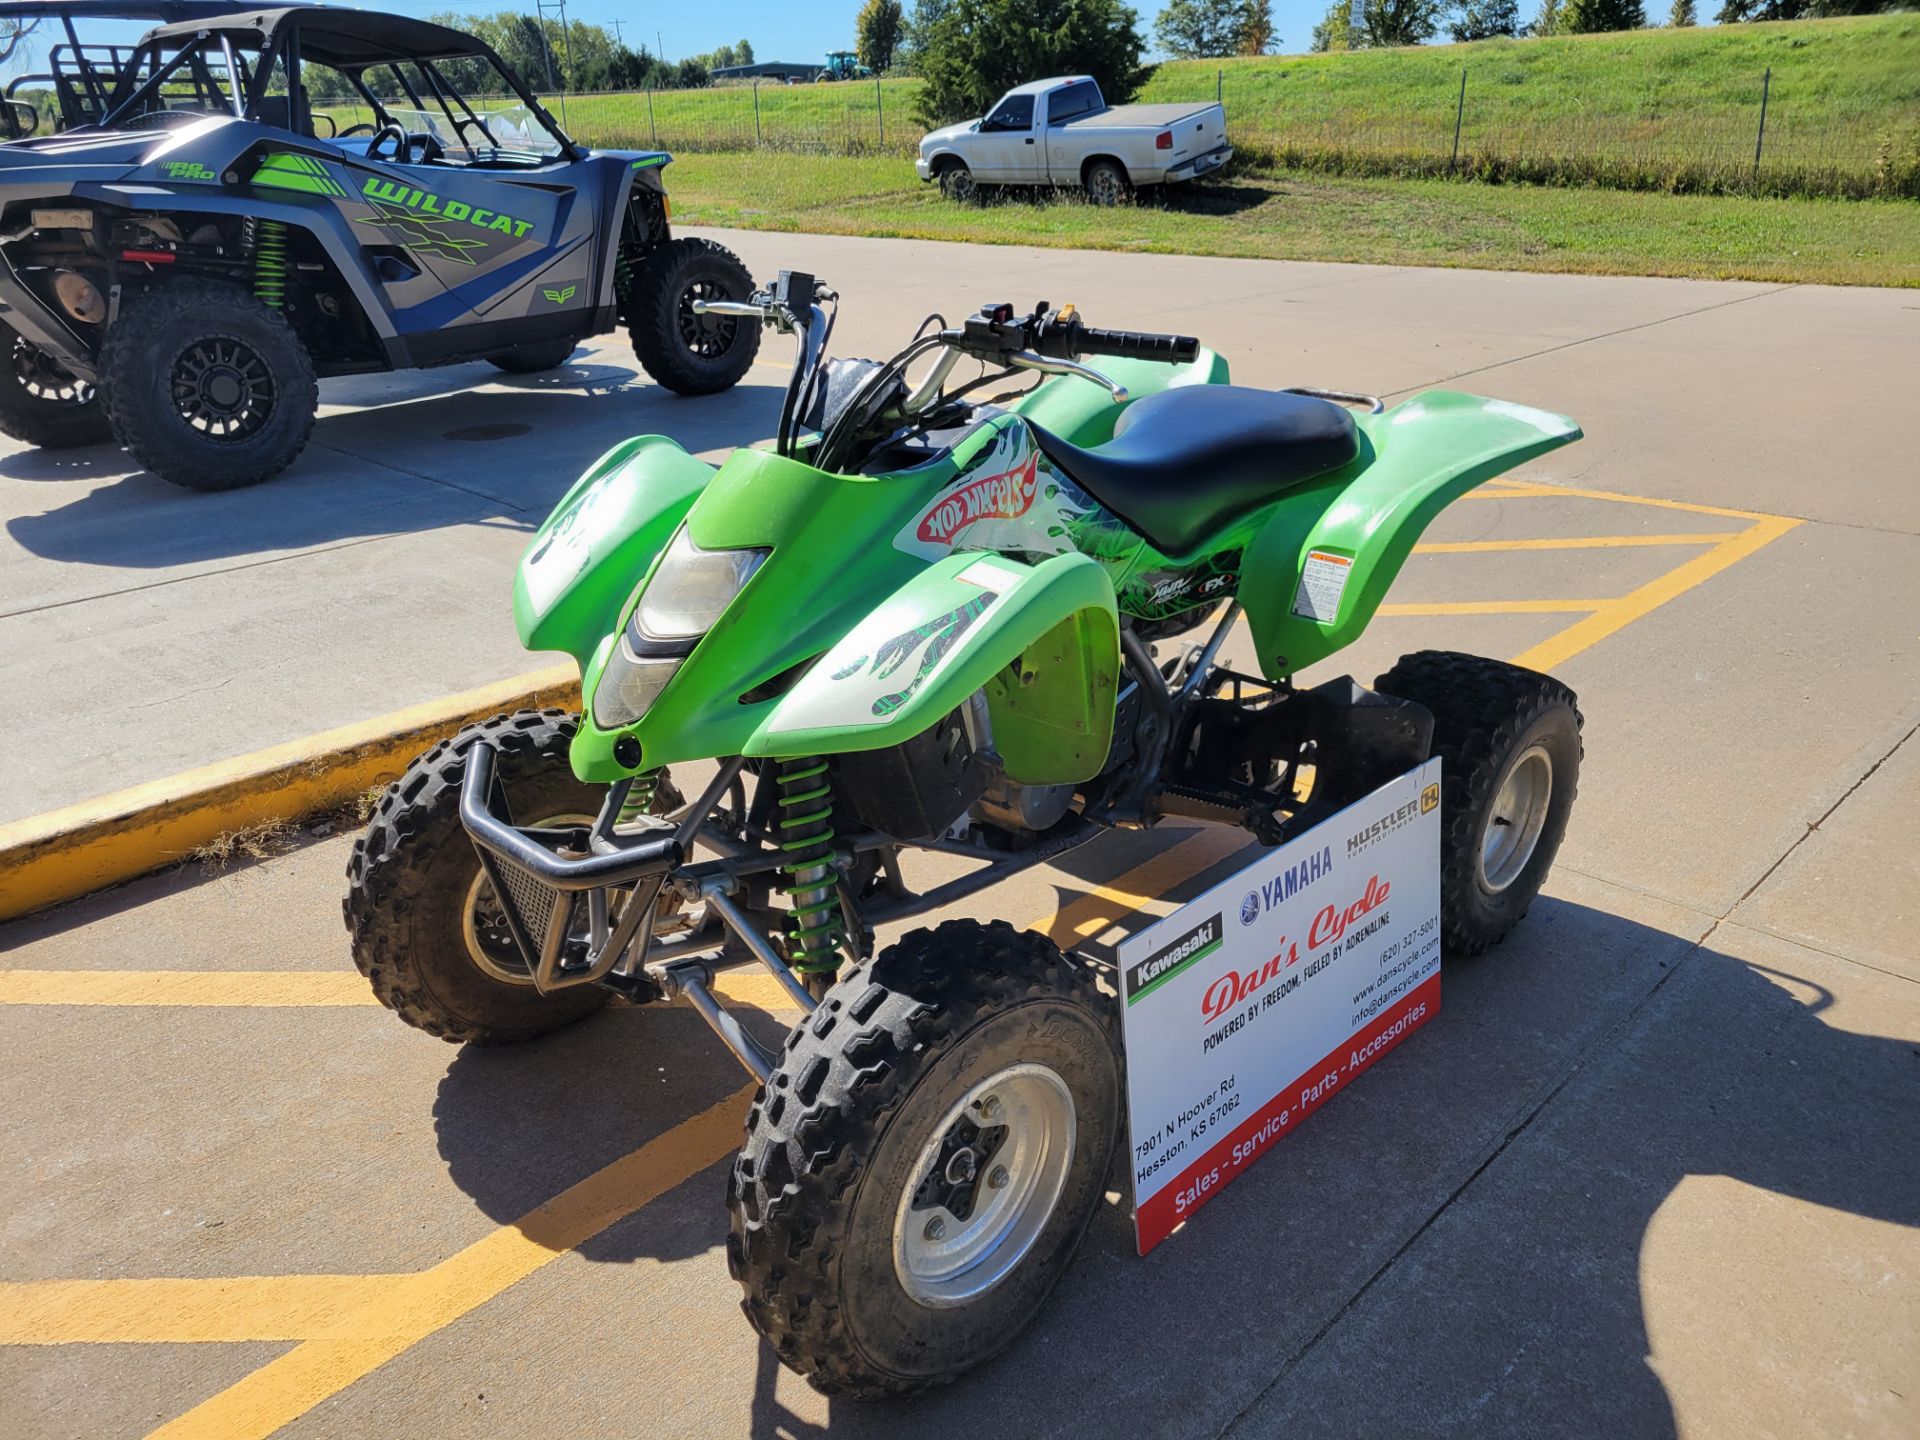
[533,0,572,122]
[610,17,625,47]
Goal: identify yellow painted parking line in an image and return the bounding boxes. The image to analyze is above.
[1413,533,1738,554]
[0,1276,412,1346]
[145,1085,757,1440]
[1512,514,1802,673]
[1458,477,1778,523]
[1379,599,1611,616]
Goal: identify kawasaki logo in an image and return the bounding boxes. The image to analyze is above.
[916,452,1040,544]
[1126,914,1223,1004]
[359,178,535,239]
[543,285,577,304]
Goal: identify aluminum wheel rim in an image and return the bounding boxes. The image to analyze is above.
[13,338,92,407]
[461,810,595,984]
[944,168,975,200]
[893,1062,1076,1309]
[1478,744,1553,894]
[676,278,739,359]
[1088,167,1124,204]
[171,335,275,441]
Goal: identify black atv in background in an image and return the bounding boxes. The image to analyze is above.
[0,3,759,490]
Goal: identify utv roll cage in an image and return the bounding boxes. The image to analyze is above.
[0,1,581,161]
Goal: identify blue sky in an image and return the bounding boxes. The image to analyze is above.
[2,0,1362,76]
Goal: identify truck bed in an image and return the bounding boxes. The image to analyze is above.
[1063,102,1218,130]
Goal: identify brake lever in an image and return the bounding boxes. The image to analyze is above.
[1005,350,1129,403]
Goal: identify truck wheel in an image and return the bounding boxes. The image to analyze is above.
[936,159,978,202]
[628,237,760,396]
[1374,651,1583,958]
[0,333,110,449]
[486,340,577,374]
[100,276,318,491]
[1083,159,1132,206]
[344,709,614,1045]
[730,919,1121,1396]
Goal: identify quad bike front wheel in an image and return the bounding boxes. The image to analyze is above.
[1374,651,1583,956]
[100,276,318,491]
[345,709,629,1044]
[730,919,1122,1397]
[628,237,761,396]
[0,332,111,449]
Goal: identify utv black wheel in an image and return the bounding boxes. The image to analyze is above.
[730,920,1121,1397]
[100,276,317,491]
[0,333,110,449]
[1083,159,1132,206]
[486,339,577,374]
[1374,651,1584,957]
[344,709,612,1045]
[628,237,760,396]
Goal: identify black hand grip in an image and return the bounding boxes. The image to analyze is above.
[1075,326,1200,364]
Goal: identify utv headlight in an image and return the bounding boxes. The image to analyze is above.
[633,526,769,642]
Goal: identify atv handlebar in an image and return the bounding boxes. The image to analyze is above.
[1071,326,1201,364]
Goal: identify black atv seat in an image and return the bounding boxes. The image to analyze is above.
[1029,385,1359,557]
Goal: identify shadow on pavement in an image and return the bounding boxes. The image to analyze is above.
[424,892,1918,1437]
[3,368,784,569]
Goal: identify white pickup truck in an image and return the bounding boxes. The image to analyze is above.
[916,76,1231,204]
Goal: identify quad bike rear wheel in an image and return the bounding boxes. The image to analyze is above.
[1374,651,1583,956]
[100,276,318,491]
[0,332,110,449]
[729,919,1121,1396]
[345,709,628,1044]
[486,340,578,374]
[628,237,761,396]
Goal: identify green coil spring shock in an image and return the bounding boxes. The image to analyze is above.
[775,758,842,974]
[252,218,289,311]
[614,769,661,829]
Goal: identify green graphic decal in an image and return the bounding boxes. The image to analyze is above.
[164,160,218,181]
[629,155,670,169]
[866,592,997,717]
[355,200,490,265]
[360,178,534,239]
[542,284,577,304]
[250,152,347,197]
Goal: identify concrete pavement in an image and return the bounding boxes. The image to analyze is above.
[1,233,1916,1438]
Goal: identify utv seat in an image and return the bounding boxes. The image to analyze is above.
[1029,385,1359,557]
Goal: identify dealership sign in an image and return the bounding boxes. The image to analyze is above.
[1120,760,1444,1253]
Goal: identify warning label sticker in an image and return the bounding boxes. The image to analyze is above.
[1292,550,1353,622]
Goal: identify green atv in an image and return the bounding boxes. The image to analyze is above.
[346,273,1586,1395]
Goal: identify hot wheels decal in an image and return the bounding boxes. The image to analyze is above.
[916,453,1040,544]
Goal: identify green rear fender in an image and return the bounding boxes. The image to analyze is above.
[1239,391,1583,678]
[747,550,1121,782]
[512,435,716,667]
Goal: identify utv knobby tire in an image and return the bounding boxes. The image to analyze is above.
[628,237,760,396]
[100,276,318,491]
[343,709,610,1044]
[486,339,578,374]
[1374,651,1583,958]
[729,919,1122,1397]
[0,333,111,449]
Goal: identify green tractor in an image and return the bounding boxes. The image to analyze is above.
[816,50,872,82]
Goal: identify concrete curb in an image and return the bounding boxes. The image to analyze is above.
[0,664,579,923]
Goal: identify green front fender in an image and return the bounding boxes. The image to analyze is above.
[511,435,716,668]
[1240,391,1582,678]
[746,550,1120,782]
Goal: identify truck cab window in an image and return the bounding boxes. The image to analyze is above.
[1049,82,1101,123]
[983,95,1033,132]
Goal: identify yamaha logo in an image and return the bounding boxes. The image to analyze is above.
[1239,891,1261,927]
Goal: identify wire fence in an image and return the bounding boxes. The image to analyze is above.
[328,68,1919,200]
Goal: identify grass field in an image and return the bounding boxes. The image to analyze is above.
[665,151,1920,287]
[332,15,1920,198]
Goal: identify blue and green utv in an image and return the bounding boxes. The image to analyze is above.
[0,3,759,488]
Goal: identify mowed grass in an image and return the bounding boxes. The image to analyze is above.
[666,151,1920,287]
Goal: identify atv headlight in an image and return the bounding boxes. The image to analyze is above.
[633,525,768,642]
[592,637,682,730]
